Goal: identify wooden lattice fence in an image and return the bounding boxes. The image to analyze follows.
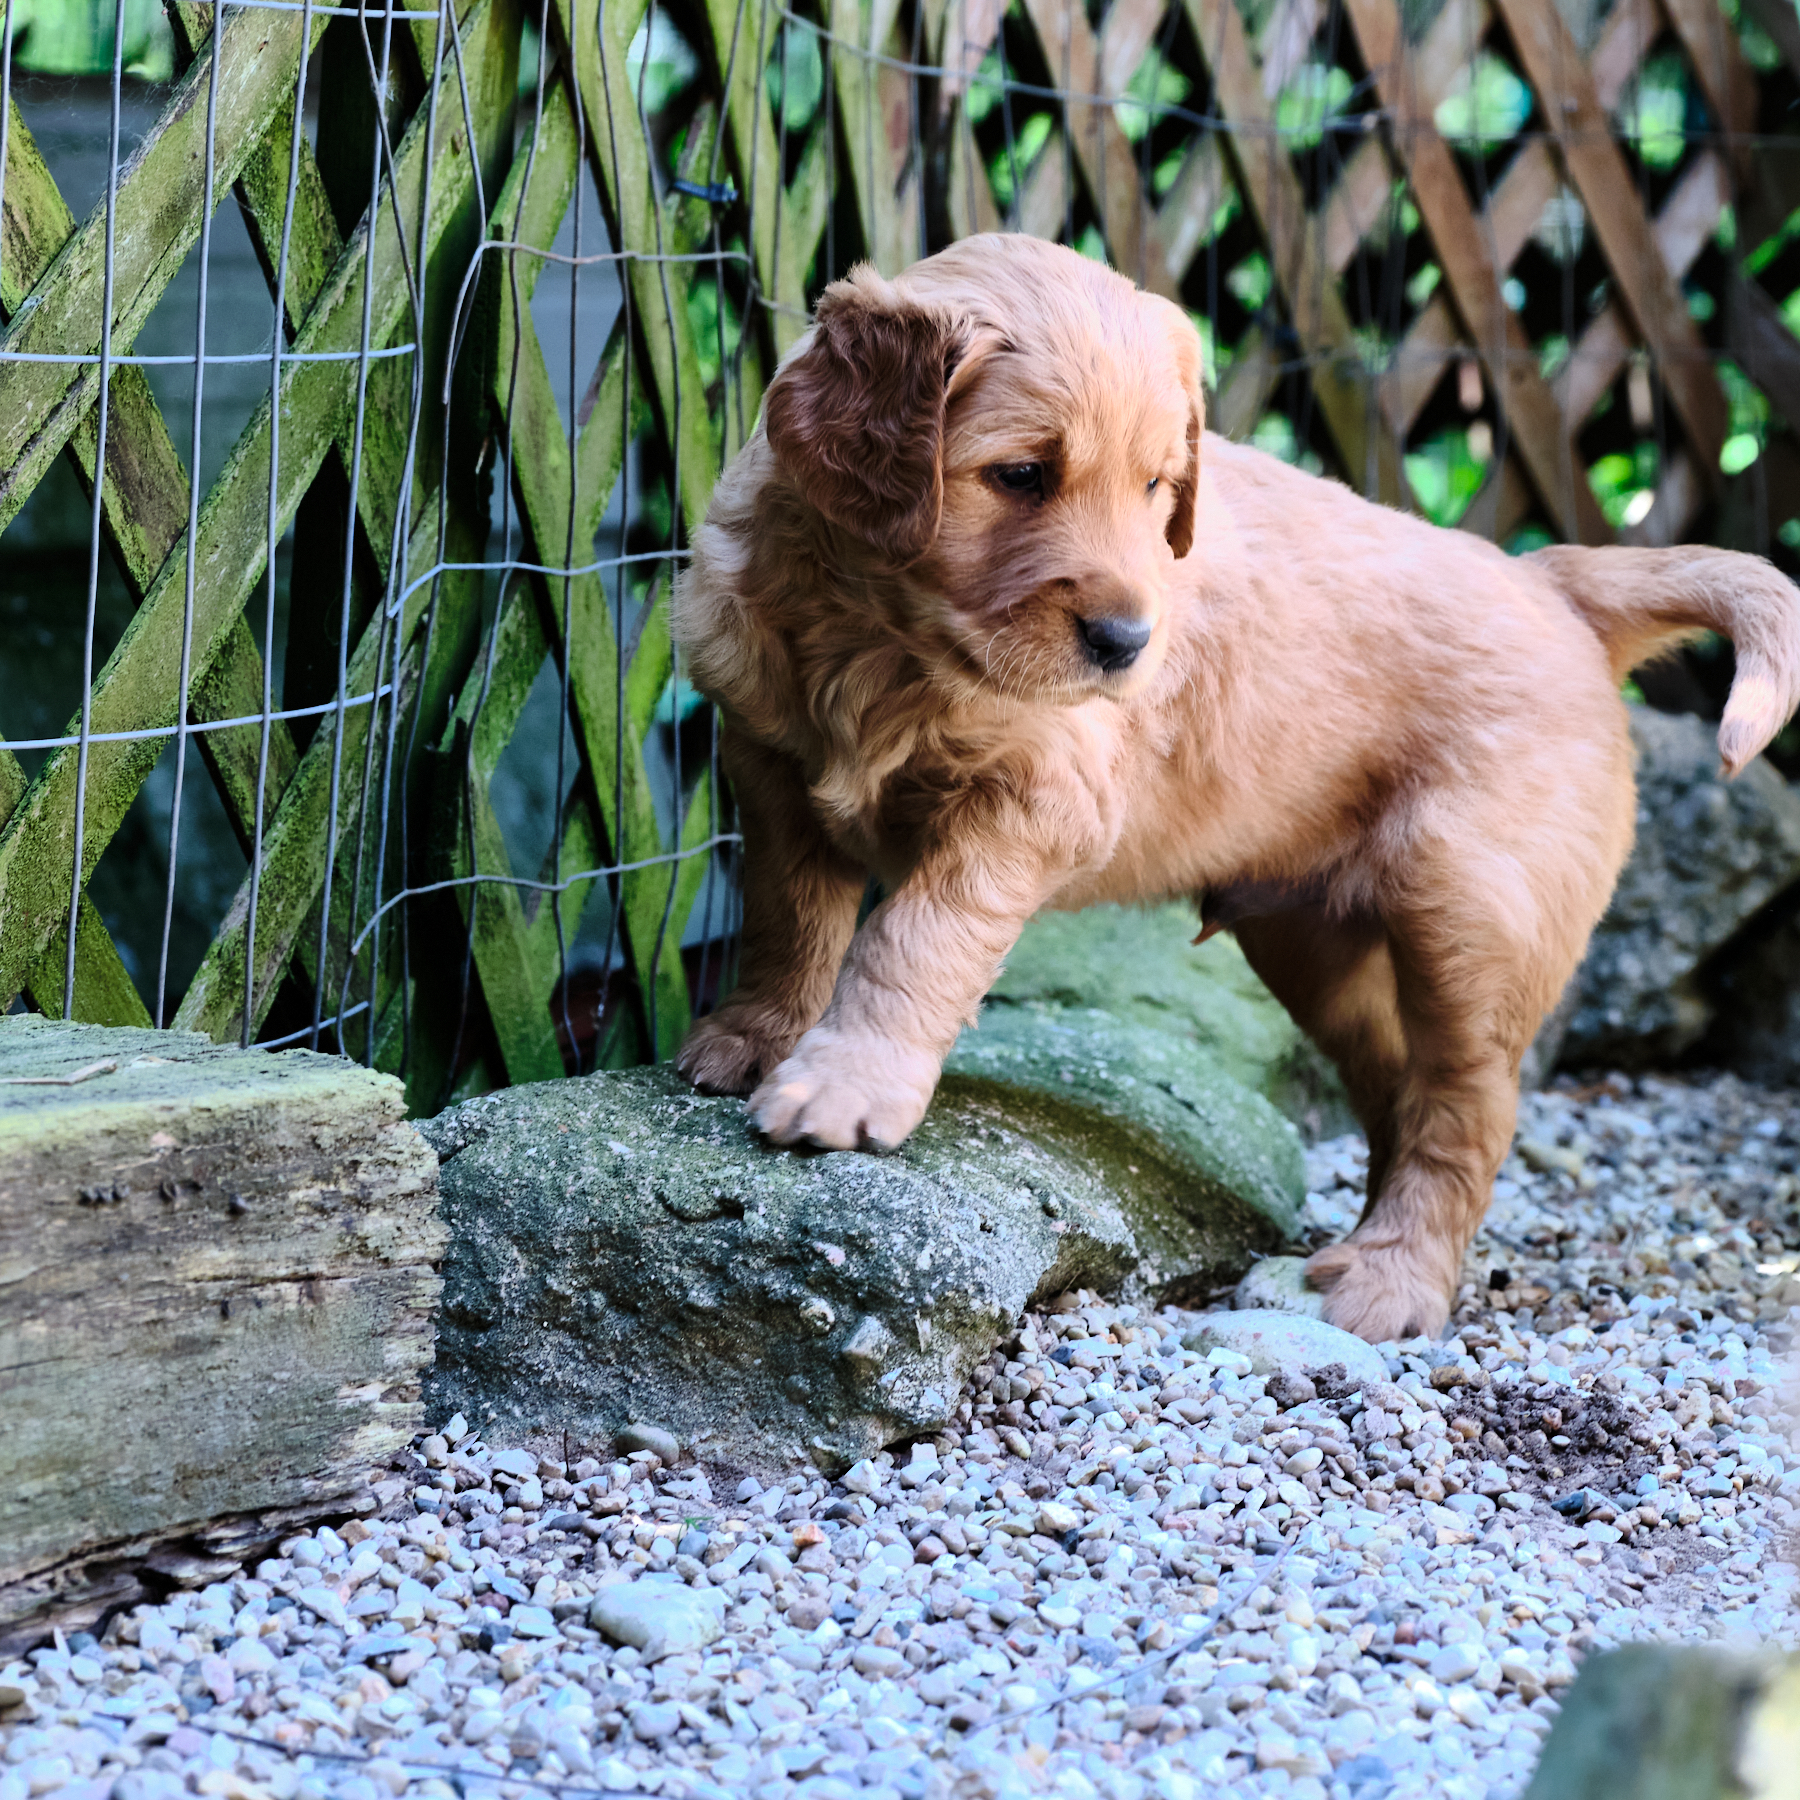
[0,0,1797,1107]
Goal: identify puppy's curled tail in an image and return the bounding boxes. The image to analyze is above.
[1531,544,1800,776]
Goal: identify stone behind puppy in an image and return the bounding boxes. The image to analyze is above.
[670,233,1800,1345]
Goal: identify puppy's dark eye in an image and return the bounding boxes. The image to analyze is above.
[991,463,1045,497]
[1147,476,1159,493]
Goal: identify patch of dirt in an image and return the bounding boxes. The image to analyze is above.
[1436,1377,1660,1501]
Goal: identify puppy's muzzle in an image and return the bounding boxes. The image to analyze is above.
[1077,613,1153,672]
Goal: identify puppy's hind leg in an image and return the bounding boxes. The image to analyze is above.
[1301,891,1558,1343]
[1233,906,1408,1220]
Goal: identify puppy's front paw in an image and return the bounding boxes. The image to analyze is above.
[1304,1238,1452,1344]
[748,1029,938,1151]
[675,1001,803,1097]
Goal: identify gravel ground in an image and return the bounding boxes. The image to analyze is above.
[6,1071,1800,1800]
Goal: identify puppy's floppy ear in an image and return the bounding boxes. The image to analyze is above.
[1162,304,1205,561]
[763,265,988,564]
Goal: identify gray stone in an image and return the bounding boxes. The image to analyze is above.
[1183,1311,1391,1387]
[990,904,1353,1135]
[0,1014,441,1656]
[1233,1255,1327,1318]
[425,1013,1301,1470]
[588,1578,724,1663]
[1558,708,1800,1069]
[616,1424,681,1465]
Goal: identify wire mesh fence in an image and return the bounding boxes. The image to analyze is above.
[0,0,1797,1112]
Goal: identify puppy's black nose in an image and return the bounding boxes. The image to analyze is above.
[1078,614,1153,671]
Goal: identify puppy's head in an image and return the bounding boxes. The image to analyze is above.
[762,237,1204,701]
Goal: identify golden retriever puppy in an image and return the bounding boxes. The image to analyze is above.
[671,232,1800,1343]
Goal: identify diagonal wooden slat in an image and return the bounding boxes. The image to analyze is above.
[554,0,717,544]
[1018,0,1179,296]
[0,104,305,1022]
[1659,0,1757,183]
[1345,0,1613,541]
[0,740,149,1027]
[0,102,304,902]
[697,0,810,358]
[172,0,523,1045]
[830,0,929,277]
[0,3,332,534]
[1494,0,1729,486]
[1558,149,1728,429]
[1185,0,1409,503]
[1,0,506,1013]
[489,144,697,1054]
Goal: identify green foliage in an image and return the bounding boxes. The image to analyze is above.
[1249,413,1322,473]
[686,268,744,394]
[986,110,1054,210]
[765,18,823,134]
[8,0,172,79]
[1589,443,1659,527]
[1750,209,1800,285]
[1718,358,1769,474]
[1153,146,1187,198]
[1188,310,1223,388]
[628,11,699,118]
[1618,51,1690,171]
[1403,426,1492,527]
[1117,47,1192,142]
[1275,63,1352,150]
[1405,261,1441,308]
[1433,53,1532,152]
[1228,250,1272,312]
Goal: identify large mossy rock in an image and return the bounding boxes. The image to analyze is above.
[943,1004,1302,1286]
[1559,708,1800,1070]
[990,903,1353,1134]
[0,1015,441,1654]
[1522,1643,1793,1800]
[424,1012,1302,1472]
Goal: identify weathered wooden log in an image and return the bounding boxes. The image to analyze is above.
[0,1014,441,1654]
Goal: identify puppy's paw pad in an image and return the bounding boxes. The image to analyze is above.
[747,1034,935,1152]
[1305,1242,1451,1344]
[676,1005,801,1096]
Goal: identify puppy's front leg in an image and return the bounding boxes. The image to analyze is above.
[748,810,1064,1151]
[676,728,866,1096]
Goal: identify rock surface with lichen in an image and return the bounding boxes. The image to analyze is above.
[424,1014,1302,1472]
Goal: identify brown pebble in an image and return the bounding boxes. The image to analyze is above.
[1125,1704,1166,1735]
[785,1597,830,1630]
[792,1521,825,1548]
[915,1535,948,1563]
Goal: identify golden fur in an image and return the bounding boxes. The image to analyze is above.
[671,233,1800,1343]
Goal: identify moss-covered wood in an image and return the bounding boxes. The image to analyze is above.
[0,1014,441,1654]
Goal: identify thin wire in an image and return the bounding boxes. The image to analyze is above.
[0,0,14,262]
[555,4,583,1073]
[157,3,225,1027]
[64,0,129,1019]
[312,0,398,1051]
[247,0,319,1047]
